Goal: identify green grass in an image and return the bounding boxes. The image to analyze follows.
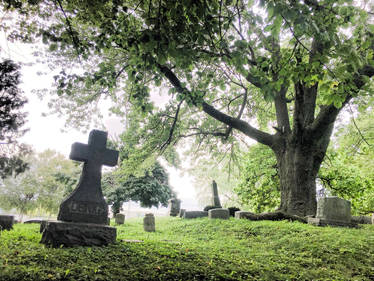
[1,217,374,280]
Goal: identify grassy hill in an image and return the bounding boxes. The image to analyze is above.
[1,217,374,280]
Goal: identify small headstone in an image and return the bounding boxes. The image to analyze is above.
[211,180,222,208]
[372,213,374,225]
[183,211,208,219]
[168,198,181,217]
[0,215,14,230]
[235,211,252,219]
[41,130,119,247]
[179,209,186,218]
[143,213,155,232]
[115,213,125,225]
[208,208,230,219]
[308,197,358,227]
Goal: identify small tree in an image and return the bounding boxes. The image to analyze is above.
[0,150,80,218]
[103,162,175,215]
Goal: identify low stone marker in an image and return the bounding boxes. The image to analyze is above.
[209,208,230,219]
[0,215,14,230]
[179,209,186,218]
[235,211,253,219]
[168,198,181,217]
[143,213,155,232]
[308,197,357,227]
[115,213,125,225]
[183,211,208,219]
[41,130,119,247]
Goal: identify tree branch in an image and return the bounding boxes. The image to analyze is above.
[202,102,274,147]
[157,64,274,147]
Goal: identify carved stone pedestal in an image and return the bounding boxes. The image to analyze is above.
[40,221,116,247]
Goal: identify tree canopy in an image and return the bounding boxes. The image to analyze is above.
[3,0,374,216]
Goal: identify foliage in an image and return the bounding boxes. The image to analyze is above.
[235,144,280,213]
[319,109,374,215]
[2,0,374,215]
[0,59,29,179]
[0,150,80,217]
[1,218,374,280]
[103,161,175,213]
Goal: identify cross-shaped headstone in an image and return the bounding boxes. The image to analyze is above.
[58,130,119,225]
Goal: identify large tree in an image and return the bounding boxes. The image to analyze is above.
[4,0,374,216]
[0,59,29,179]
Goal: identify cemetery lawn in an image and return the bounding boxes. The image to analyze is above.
[1,218,374,281]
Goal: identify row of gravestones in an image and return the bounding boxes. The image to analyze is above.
[168,180,368,228]
[0,130,370,247]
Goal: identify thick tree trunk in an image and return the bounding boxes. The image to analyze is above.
[275,146,318,216]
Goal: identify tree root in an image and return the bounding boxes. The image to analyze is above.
[239,211,308,224]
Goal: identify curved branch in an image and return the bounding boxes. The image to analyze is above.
[202,102,274,147]
[157,64,274,147]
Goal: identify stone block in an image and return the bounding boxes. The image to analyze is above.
[183,211,208,219]
[235,211,253,219]
[208,208,230,219]
[24,219,43,224]
[179,209,186,218]
[143,213,155,232]
[308,197,357,228]
[316,197,351,222]
[115,213,125,225]
[352,215,372,224]
[168,198,181,217]
[0,215,14,230]
[40,221,117,247]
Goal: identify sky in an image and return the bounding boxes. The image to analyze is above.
[0,29,201,212]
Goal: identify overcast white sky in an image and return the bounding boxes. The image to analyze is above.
[0,30,200,210]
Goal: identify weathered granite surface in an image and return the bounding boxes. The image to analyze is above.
[168,198,181,217]
[58,130,119,225]
[352,215,372,224]
[235,211,253,219]
[40,221,116,247]
[143,213,155,232]
[115,213,125,225]
[183,211,208,219]
[208,208,230,219]
[0,215,14,230]
[211,180,222,208]
[308,197,357,227]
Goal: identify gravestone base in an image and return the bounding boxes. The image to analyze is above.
[234,211,253,219]
[0,215,14,230]
[209,208,230,219]
[183,211,208,219]
[40,221,116,247]
[307,217,358,228]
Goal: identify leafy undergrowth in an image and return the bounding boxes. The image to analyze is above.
[1,217,374,280]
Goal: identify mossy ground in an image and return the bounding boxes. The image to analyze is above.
[1,217,374,280]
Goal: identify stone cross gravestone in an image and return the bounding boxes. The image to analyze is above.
[58,130,119,225]
[41,130,119,247]
[308,196,357,227]
[211,180,222,208]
